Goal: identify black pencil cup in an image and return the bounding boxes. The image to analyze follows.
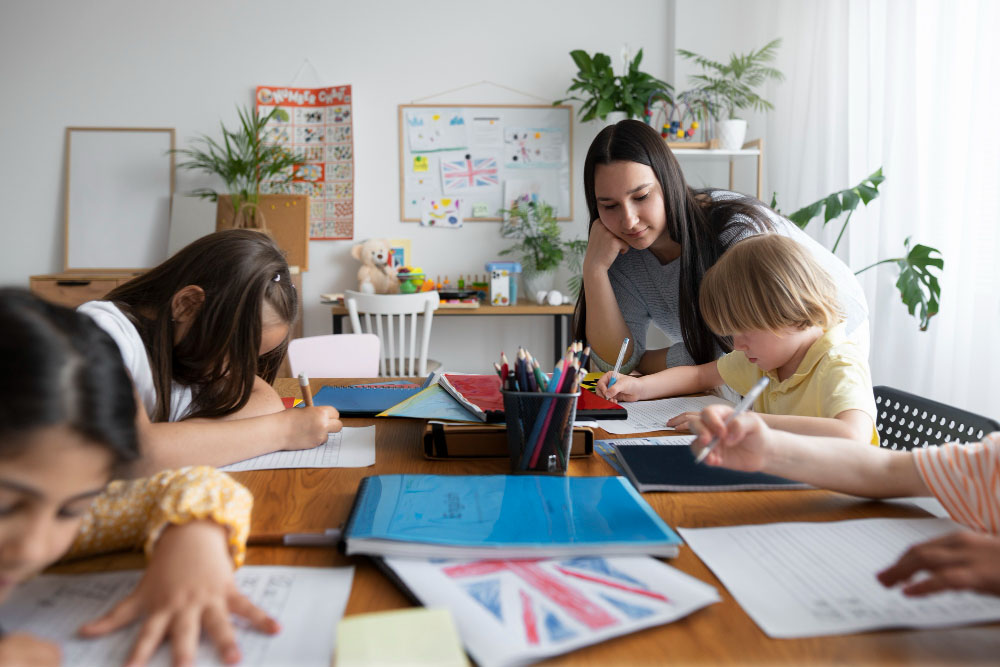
[502,390,580,474]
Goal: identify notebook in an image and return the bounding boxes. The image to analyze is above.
[343,474,682,558]
[312,375,433,417]
[615,444,811,492]
[336,608,469,667]
[438,373,626,422]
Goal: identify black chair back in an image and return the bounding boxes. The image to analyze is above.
[875,385,1000,450]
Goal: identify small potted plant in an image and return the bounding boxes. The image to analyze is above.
[173,105,310,267]
[555,48,673,124]
[678,38,783,150]
[499,196,588,298]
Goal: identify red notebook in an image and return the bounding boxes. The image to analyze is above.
[438,373,626,422]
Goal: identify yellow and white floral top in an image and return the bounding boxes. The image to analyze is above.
[64,466,253,567]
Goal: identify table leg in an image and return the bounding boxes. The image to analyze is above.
[333,314,343,334]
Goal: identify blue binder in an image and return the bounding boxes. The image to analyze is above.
[343,474,682,558]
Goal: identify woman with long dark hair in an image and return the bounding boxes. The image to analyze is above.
[575,119,868,375]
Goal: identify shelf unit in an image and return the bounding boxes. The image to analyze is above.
[667,138,763,199]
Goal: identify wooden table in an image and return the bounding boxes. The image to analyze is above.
[58,378,1000,664]
[328,301,575,364]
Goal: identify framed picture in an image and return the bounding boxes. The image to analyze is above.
[387,238,411,269]
[64,127,175,271]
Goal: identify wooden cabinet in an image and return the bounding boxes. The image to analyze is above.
[29,273,139,308]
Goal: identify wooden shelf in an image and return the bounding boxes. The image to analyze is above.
[666,138,764,199]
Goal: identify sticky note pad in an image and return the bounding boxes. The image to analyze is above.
[336,607,468,666]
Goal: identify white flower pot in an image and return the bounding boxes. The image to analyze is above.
[716,119,748,151]
[523,269,556,298]
[603,110,628,126]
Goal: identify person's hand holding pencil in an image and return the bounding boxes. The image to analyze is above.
[691,376,770,465]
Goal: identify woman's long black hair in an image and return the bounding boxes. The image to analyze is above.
[0,289,138,465]
[573,119,772,365]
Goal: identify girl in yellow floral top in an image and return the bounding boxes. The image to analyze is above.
[0,289,278,666]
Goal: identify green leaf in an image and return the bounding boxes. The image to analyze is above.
[595,98,614,119]
[788,201,824,228]
[569,49,593,74]
[894,238,944,331]
[856,184,879,205]
[840,188,860,213]
[823,193,842,224]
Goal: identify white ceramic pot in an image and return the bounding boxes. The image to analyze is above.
[523,269,556,298]
[715,119,748,151]
[603,110,628,126]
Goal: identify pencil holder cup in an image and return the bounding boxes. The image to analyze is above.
[502,390,580,474]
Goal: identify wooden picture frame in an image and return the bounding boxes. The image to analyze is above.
[64,127,175,272]
[398,104,573,222]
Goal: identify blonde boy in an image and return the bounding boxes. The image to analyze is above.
[597,234,877,444]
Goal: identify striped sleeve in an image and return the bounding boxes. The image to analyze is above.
[913,432,1000,534]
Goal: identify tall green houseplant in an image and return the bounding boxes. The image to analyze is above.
[555,48,672,122]
[773,168,944,331]
[678,38,784,120]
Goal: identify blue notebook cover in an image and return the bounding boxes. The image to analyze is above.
[344,474,682,558]
[615,444,811,492]
[313,376,433,417]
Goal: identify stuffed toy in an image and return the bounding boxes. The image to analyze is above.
[351,238,400,294]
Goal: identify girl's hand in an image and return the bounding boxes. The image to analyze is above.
[0,633,61,666]
[596,372,643,402]
[282,406,342,451]
[666,411,699,431]
[583,219,630,274]
[78,520,280,667]
[877,531,1000,597]
[688,405,771,471]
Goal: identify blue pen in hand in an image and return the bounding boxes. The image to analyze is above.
[607,337,630,388]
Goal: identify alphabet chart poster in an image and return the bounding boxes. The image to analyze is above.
[257,85,355,240]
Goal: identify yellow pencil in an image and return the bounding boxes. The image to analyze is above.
[298,373,314,407]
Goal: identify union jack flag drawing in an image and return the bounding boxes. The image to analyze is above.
[441,156,499,190]
[444,557,672,646]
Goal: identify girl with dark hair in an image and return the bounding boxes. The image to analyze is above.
[575,119,868,377]
[0,289,277,665]
[78,229,341,470]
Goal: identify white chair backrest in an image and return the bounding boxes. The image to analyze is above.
[345,290,439,376]
[287,334,380,378]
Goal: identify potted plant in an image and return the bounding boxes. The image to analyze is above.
[555,48,673,124]
[173,105,310,268]
[499,197,588,298]
[678,38,783,150]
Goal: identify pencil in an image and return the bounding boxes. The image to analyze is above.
[248,528,341,547]
[694,376,770,464]
[298,373,314,407]
[607,337,630,387]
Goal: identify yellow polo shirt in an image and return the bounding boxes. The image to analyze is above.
[717,324,879,445]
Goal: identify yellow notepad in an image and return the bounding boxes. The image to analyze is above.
[336,607,468,666]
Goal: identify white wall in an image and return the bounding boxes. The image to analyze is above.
[0,0,675,372]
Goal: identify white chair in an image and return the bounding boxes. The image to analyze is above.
[345,290,441,376]
[287,334,381,378]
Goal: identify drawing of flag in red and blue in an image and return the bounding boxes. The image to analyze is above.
[441,156,499,190]
[443,557,673,646]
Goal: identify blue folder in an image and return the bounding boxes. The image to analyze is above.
[344,474,682,558]
[312,375,435,417]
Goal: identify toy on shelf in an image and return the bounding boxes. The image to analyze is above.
[397,266,426,294]
[351,239,400,294]
[485,261,521,306]
[645,89,718,147]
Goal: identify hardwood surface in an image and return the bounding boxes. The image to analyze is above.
[58,378,1000,664]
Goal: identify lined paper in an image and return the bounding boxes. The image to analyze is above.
[220,426,375,471]
[596,396,733,434]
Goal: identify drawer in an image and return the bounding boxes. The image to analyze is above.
[30,278,120,308]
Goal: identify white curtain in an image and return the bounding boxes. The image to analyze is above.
[763,0,1000,417]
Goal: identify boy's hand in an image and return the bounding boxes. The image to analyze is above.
[666,411,699,431]
[688,404,771,471]
[281,406,342,451]
[877,531,1000,597]
[79,521,280,666]
[596,372,643,402]
[0,633,61,666]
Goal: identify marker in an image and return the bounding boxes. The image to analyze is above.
[607,337,630,387]
[694,376,770,464]
[298,373,314,407]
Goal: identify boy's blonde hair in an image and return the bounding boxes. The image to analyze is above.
[700,234,844,335]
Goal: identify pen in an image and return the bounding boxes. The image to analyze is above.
[694,376,770,465]
[607,337,630,387]
[298,373,314,407]
[248,528,341,547]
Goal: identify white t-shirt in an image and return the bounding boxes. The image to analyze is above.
[78,300,194,422]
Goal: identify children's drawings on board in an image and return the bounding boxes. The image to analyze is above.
[504,128,565,168]
[421,198,463,228]
[407,110,469,153]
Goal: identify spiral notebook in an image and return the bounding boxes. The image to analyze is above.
[313,376,434,417]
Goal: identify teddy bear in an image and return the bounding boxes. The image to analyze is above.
[350,238,400,294]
